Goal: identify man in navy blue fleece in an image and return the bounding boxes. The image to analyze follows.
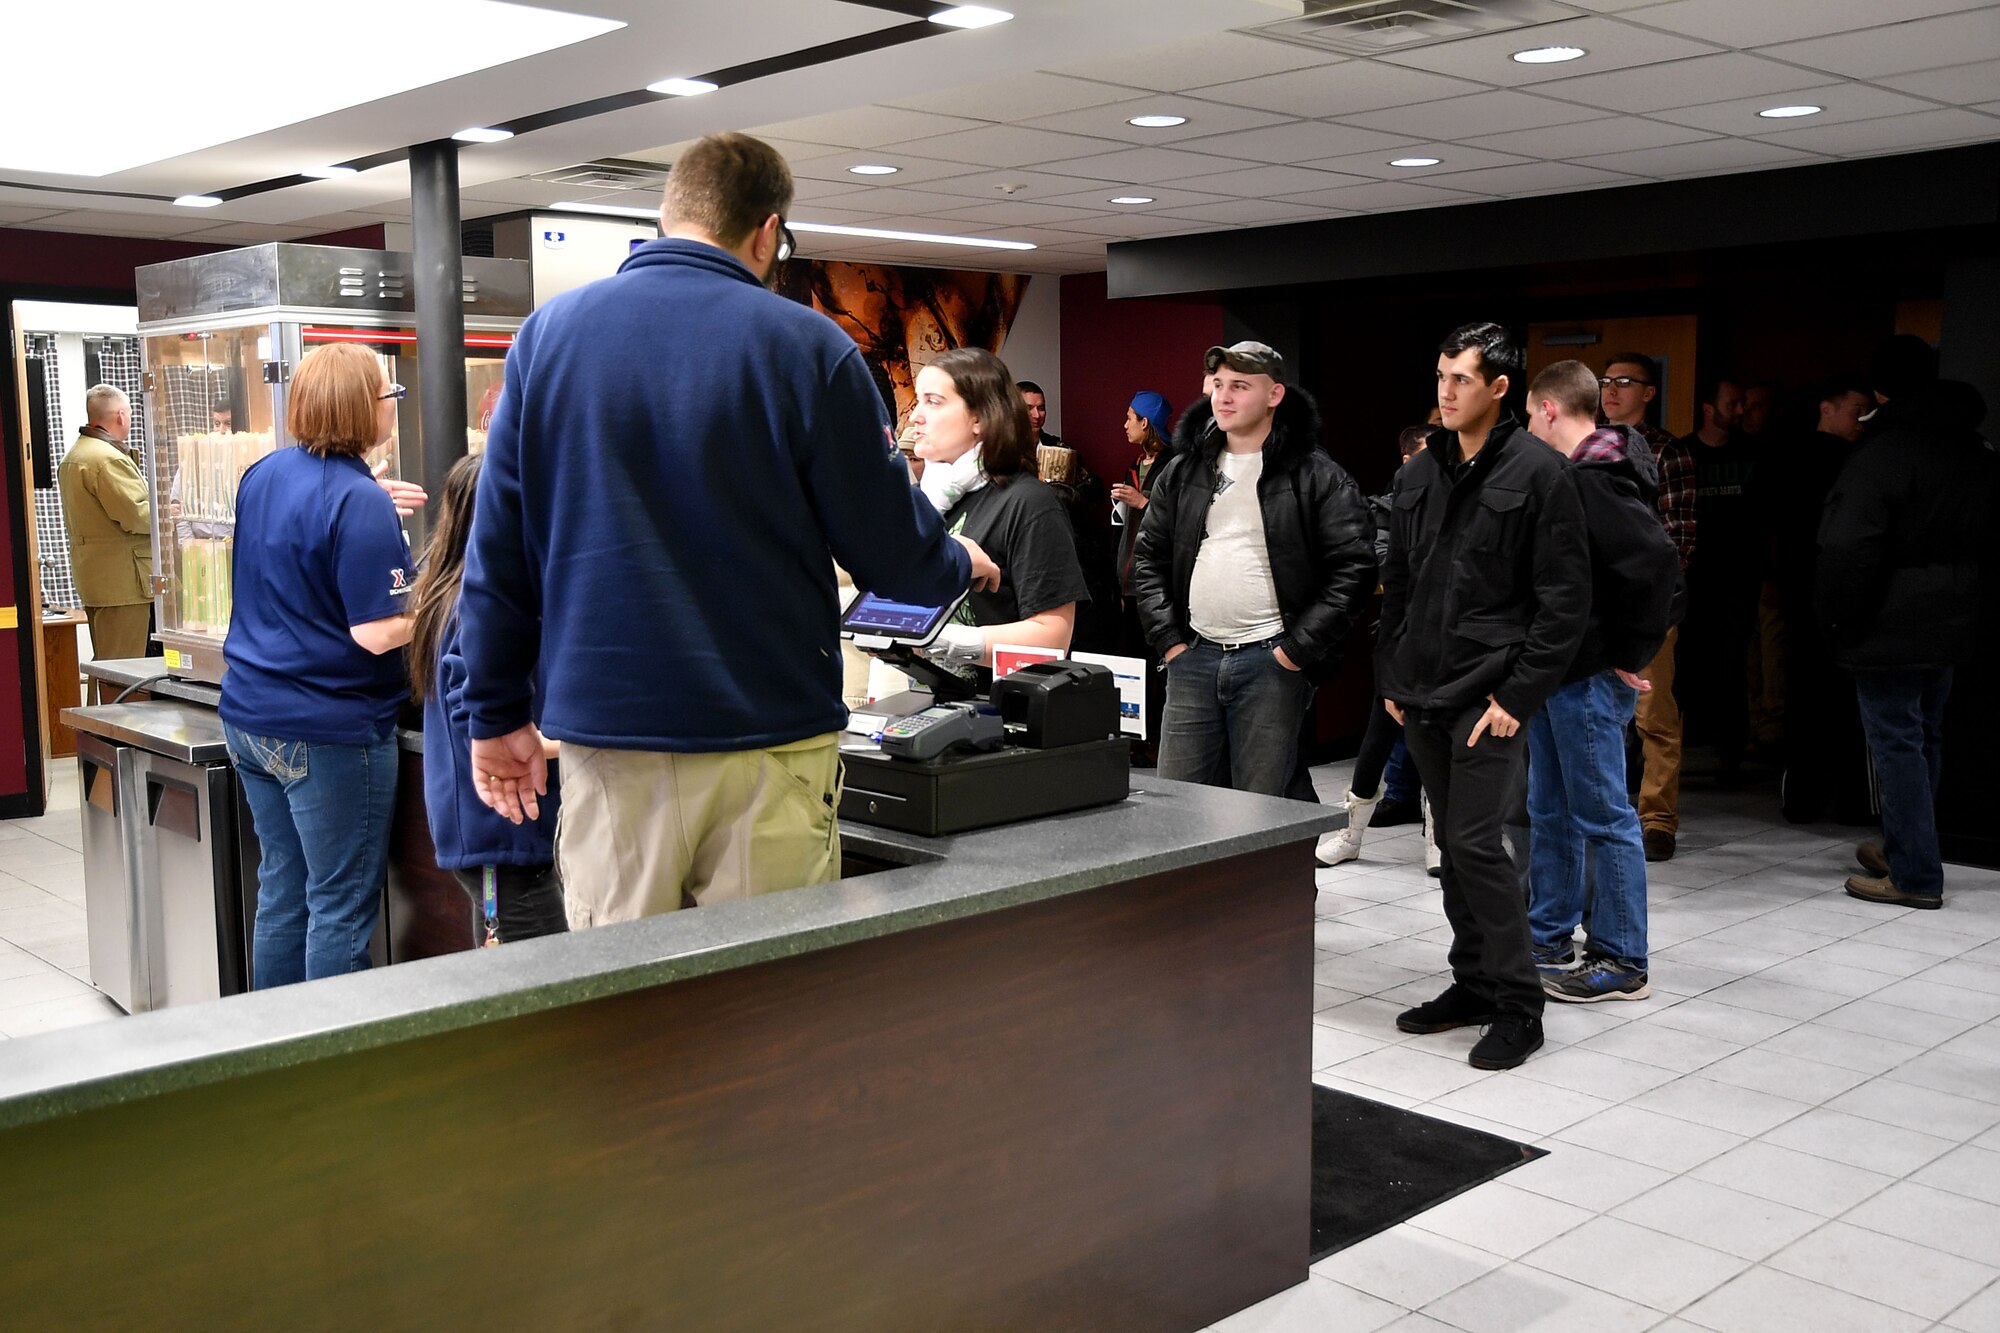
[458,133,996,927]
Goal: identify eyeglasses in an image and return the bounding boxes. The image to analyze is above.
[1598,376,1653,389]
[776,220,796,264]
[379,384,407,400]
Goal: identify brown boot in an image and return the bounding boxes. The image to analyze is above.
[1855,842,1890,877]
[1845,873,1941,910]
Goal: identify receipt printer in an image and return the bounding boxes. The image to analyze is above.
[992,661,1119,749]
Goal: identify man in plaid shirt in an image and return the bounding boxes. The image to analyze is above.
[1600,353,1694,862]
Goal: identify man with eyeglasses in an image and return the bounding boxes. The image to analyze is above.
[458,132,998,928]
[1599,352,1693,861]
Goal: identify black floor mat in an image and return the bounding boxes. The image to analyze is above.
[1312,1083,1547,1261]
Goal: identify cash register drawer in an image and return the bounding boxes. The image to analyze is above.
[840,738,1129,837]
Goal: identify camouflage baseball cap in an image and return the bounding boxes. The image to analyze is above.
[1204,340,1286,380]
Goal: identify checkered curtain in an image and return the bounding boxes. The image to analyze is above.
[28,336,80,611]
[92,336,147,479]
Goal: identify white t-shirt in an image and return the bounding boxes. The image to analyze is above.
[1188,450,1284,644]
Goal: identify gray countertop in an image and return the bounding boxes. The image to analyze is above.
[0,763,1338,1129]
[83,657,221,709]
[63,700,229,764]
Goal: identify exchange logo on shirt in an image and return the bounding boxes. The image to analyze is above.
[389,567,413,597]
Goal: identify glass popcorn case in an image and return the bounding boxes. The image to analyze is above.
[134,245,528,681]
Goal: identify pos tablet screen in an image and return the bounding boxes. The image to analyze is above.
[840,591,966,648]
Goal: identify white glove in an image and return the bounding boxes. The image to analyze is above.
[929,623,987,668]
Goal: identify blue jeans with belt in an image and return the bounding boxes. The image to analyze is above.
[1158,636,1314,797]
[225,720,397,988]
[1527,673,1648,968]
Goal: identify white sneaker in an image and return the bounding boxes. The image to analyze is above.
[1317,789,1381,866]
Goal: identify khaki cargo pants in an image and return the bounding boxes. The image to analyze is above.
[556,733,843,928]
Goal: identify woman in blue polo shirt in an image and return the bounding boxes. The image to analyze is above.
[220,342,416,988]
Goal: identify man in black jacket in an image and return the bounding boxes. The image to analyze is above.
[1132,341,1375,797]
[1818,370,1996,910]
[1521,361,1680,1003]
[1379,323,1590,1070]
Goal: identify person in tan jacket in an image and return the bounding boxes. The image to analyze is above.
[57,384,154,660]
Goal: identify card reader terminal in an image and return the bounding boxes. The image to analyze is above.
[875,703,1006,761]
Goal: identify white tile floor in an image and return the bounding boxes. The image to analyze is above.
[5,759,1998,1330]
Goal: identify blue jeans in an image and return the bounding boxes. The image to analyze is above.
[1527,674,1649,969]
[1382,737,1418,804]
[1853,667,1953,897]
[1158,639,1314,797]
[225,721,397,988]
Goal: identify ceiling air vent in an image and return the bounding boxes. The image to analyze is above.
[1245,0,1583,57]
[524,157,672,193]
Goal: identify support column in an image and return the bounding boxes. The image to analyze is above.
[408,140,467,542]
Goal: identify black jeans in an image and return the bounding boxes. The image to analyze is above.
[452,864,569,943]
[1404,700,1543,1018]
[1350,699,1405,799]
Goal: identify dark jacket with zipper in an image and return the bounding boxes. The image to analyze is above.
[1376,418,1590,719]
[1564,424,1681,682]
[1816,381,1996,671]
[1130,388,1375,685]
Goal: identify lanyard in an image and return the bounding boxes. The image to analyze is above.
[481,866,500,948]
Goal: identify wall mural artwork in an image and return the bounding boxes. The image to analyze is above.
[774,260,1028,430]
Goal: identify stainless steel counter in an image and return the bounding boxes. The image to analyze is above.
[63,700,228,765]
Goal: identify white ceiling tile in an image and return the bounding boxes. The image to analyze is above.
[1878,58,2000,105]
[789,151,980,187]
[1017,95,1296,145]
[1758,11,2000,80]
[1296,143,1537,179]
[1750,106,2000,154]
[1044,31,1341,92]
[1275,180,1486,212]
[924,200,1118,227]
[33,211,218,238]
[1342,90,1611,138]
[1031,184,1240,211]
[1571,137,1828,178]
[1977,101,2000,115]
[1173,162,1374,196]
[1652,83,1941,134]
[1532,52,1828,114]
[787,203,896,227]
[0,205,68,225]
[751,105,989,150]
[1560,0,1674,9]
[1032,145,1252,184]
[1622,0,1992,48]
[811,185,987,216]
[788,176,874,203]
[1463,115,1717,158]
[888,72,1143,122]
[1152,198,1338,226]
[1416,160,1638,196]
[916,168,1162,203]
[1042,211,1234,238]
[1193,62,1487,118]
[1173,119,1410,163]
[875,124,1126,169]
[1377,16,1722,86]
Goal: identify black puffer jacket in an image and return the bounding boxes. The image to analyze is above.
[1566,424,1681,681]
[1131,388,1375,684]
[1816,381,1997,671]
[1376,419,1590,719]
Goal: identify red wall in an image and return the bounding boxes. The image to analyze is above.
[0,223,388,295]
[1058,271,1222,486]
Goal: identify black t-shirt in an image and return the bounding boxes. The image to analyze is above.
[1684,433,1759,576]
[944,474,1091,627]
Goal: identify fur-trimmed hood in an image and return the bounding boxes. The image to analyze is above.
[1170,384,1325,473]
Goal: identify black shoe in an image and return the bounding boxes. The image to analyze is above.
[1643,829,1676,862]
[1396,985,1499,1035]
[1469,1015,1544,1070]
[1373,797,1421,828]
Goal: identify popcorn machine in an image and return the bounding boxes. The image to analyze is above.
[134,244,529,681]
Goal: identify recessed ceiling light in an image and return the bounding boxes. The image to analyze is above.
[648,77,717,97]
[1759,104,1823,119]
[1109,196,1155,205]
[453,127,514,144]
[1389,157,1441,168]
[1512,45,1587,64]
[173,194,224,208]
[1128,114,1187,128]
[929,5,1012,28]
[848,164,900,175]
[300,165,357,178]
[789,221,1034,251]
[0,2,621,177]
